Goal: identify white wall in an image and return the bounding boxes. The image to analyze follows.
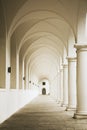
[39,79,50,95]
[0,89,39,124]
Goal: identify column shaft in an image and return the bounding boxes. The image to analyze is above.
[57,72,61,105]
[67,57,76,111]
[62,64,68,107]
[74,45,87,118]
[60,68,63,105]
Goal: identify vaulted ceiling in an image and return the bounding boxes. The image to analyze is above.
[1,0,79,82]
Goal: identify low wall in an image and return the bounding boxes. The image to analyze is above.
[0,89,39,123]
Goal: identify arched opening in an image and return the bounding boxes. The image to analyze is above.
[42,88,46,95]
[39,79,50,95]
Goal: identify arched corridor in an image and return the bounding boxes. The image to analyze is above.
[0,0,87,127]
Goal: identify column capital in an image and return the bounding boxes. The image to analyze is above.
[60,68,63,72]
[63,64,68,68]
[60,67,63,70]
[74,44,87,51]
[60,64,63,70]
[66,57,77,62]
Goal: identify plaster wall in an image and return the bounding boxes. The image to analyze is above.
[0,39,6,88]
[0,89,39,123]
[39,79,50,95]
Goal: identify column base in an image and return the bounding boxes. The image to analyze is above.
[66,106,76,111]
[58,101,63,107]
[60,103,63,107]
[62,104,68,107]
[57,101,62,107]
[73,112,87,119]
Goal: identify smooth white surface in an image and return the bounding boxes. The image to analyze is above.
[74,45,87,118]
[63,64,68,106]
[67,58,76,110]
[0,89,39,123]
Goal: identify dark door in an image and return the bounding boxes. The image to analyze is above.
[42,88,46,95]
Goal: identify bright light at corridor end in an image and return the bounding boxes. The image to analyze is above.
[39,79,50,95]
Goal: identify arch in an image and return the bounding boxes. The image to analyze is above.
[42,88,46,95]
[8,9,76,39]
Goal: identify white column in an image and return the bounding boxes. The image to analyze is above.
[67,57,76,111]
[22,60,25,89]
[26,64,29,89]
[57,72,61,105]
[60,68,63,106]
[10,43,16,89]
[62,64,68,107]
[16,53,19,89]
[74,45,87,118]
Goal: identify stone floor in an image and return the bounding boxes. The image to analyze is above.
[0,95,87,130]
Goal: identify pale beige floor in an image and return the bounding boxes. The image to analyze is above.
[0,95,87,130]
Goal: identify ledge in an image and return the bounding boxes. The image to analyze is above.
[74,44,87,51]
[66,57,77,62]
